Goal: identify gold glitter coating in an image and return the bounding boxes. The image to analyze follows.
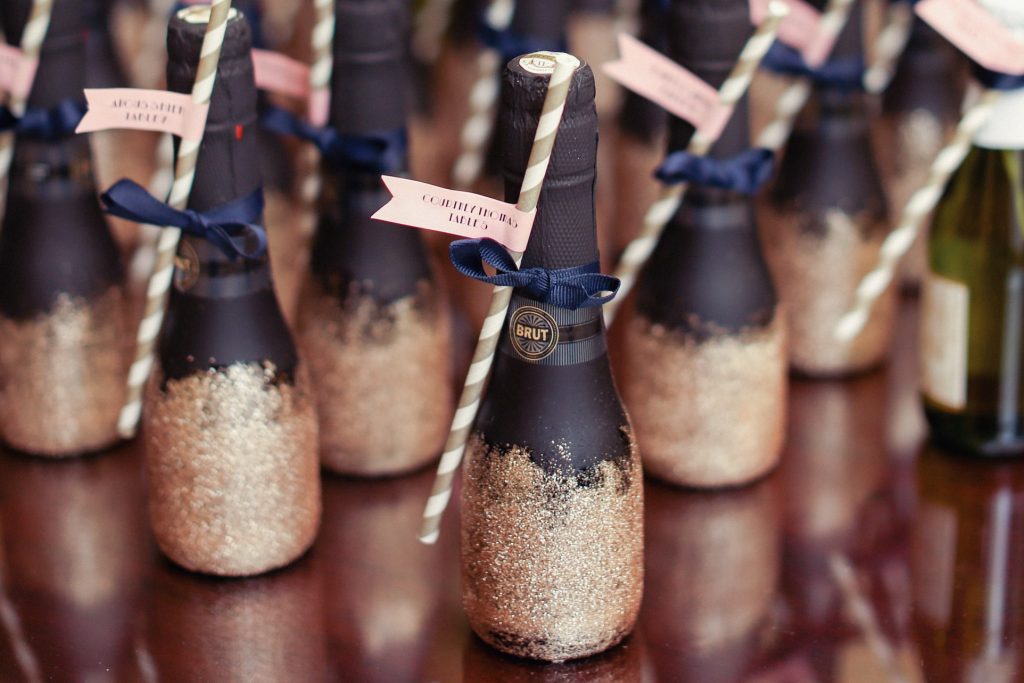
[760,206,896,376]
[144,362,321,577]
[297,280,453,476]
[461,432,644,663]
[622,312,787,488]
[0,288,127,457]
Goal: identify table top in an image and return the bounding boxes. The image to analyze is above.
[0,297,1020,683]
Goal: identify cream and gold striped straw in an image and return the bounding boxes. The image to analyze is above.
[603,1,788,325]
[0,0,54,219]
[295,0,335,237]
[863,0,916,95]
[419,51,580,544]
[451,0,515,189]
[835,88,1001,340]
[118,1,234,438]
[753,0,856,153]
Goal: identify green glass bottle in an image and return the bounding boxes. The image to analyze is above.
[923,76,1024,456]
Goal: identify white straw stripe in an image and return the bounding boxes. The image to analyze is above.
[437,447,466,474]
[424,490,452,518]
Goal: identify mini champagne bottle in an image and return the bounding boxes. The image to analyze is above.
[921,4,1024,456]
[295,0,453,477]
[875,10,963,289]
[143,8,320,577]
[0,0,127,457]
[620,0,786,489]
[760,1,894,376]
[461,55,643,663]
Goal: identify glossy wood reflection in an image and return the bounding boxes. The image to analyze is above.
[0,300,1019,681]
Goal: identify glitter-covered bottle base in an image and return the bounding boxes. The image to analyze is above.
[760,206,896,377]
[0,288,126,457]
[297,282,453,477]
[461,433,644,663]
[622,312,787,489]
[144,361,321,577]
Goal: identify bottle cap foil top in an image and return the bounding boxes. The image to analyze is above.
[330,0,409,134]
[500,56,599,270]
[666,0,752,157]
[167,10,261,214]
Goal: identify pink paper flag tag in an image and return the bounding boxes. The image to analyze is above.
[0,44,37,100]
[916,0,1024,75]
[372,176,535,252]
[252,49,311,100]
[750,0,831,67]
[603,33,732,140]
[76,88,210,141]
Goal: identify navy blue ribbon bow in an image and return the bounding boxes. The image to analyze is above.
[655,148,775,194]
[261,105,407,174]
[477,21,568,62]
[761,42,865,90]
[0,100,86,140]
[972,63,1024,92]
[100,179,268,261]
[450,238,619,309]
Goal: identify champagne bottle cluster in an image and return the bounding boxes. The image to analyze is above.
[0,0,1015,670]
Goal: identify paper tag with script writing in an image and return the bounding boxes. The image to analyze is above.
[0,44,37,100]
[916,0,1024,75]
[603,33,731,140]
[372,176,535,252]
[252,49,311,101]
[750,0,834,68]
[76,88,210,141]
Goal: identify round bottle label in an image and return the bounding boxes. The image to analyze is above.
[509,306,559,360]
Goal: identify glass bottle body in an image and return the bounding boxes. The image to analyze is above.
[0,135,126,456]
[760,91,894,376]
[923,145,1024,456]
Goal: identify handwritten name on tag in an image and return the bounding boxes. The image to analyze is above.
[917,0,1024,75]
[76,89,210,140]
[0,45,37,100]
[372,176,535,252]
[750,0,834,67]
[603,34,732,140]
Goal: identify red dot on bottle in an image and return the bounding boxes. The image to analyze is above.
[235,124,244,140]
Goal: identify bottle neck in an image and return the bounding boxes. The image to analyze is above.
[974,86,1024,150]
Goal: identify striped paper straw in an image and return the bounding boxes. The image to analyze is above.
[412,0,458,64]
[117,1,234,438]
[603,1,787,325]
[835,88,1001,341]
[451,0,515,189]
[0,0,54,218]
[754,0,856,153]
[419,51,580,544]
[296,0,335,227]
[863,0,916,96]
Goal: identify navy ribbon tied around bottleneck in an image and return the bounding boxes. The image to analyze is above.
[100,179,268,261]
[761,42,865,90]
[0,100,86,140]
[450,238,620,309]
[656,148,775,194]
[972,64,1024,92]
[261,105,407,174]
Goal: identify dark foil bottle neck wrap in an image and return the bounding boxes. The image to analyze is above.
[310,0,431,305]
[161,10,297,382]
[0,0,121,320]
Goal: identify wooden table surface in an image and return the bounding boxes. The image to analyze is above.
[0,297,1019,683]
